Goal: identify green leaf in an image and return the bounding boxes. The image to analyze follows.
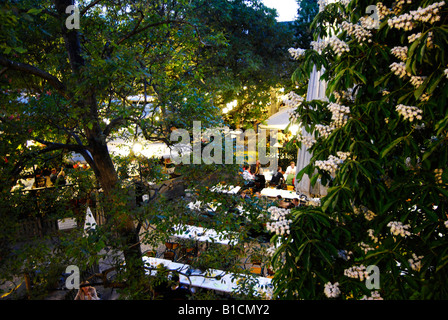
[27,8,42,15]
[380,136,405,158]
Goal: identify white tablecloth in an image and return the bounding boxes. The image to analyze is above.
[260,188,298,199]
[143,257,272,295]
[172,224,238,245]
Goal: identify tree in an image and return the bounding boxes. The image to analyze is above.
[271,0,448,299]
[293,0,319,50]
[0,0,227,297]
[0,0,293,300]
[191,0,296,129]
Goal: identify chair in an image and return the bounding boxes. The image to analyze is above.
[163,251,175,261]
[250,265,263,275]
[163,242,180,261]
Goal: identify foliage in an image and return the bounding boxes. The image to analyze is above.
[273,0,448,299]
[0,0,290,299]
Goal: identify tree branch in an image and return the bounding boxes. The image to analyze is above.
[80,0,103,16]
[0,56,69,99]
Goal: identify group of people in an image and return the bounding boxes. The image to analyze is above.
[269,161,297,188]
[32,166,67,189]
[241,160,297,190]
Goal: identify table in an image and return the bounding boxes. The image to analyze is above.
[172,224,238,245]
[260,188,299,200]
[143,257,273,295]
[210,185,241,194]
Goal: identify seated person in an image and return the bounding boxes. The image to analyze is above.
[242,164,254,181]
[286,172,295,186]
[270,166,284,187]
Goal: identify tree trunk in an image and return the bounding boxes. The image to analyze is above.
[54,0,144,288]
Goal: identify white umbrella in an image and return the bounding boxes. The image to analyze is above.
[295,64,329,197]
[83,207,97,235]
[258,107,296,130]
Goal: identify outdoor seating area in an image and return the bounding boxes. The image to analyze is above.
[2,0,447,307]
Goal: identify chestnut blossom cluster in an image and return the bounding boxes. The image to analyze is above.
[387,13,416,31]
[324,282,341,298]
[410,76,427,88]
[390,46,408,61]
[297,134,316,149]
[315,124,335,139]
[367,229,380,243]
[328,102,350,127]
[396,104,423,122]
[359,241,375,254]
[333,89,354,103]
[434,168,443,184]
[344,265,369,281]
[376,2,391,20]
[408,32,422,43]
[387,221,412,238]
[310,39,326,52]
[315,155,344,175]
[388,1,444,30]
[420,93,431,102]
[341,21,372,43]
[410,1,445,24]
[354,205,376,221]
[390,62,411,78]
[311,36,350,56]
[336,151,351,161]
[444,68,448,79]
[266,206,292,236]
[288,47,306,60]
[361,291,383,300]
[359,16,378,30]
[328,36,350,56]
[284,91,304,108]
[408,253,424,271]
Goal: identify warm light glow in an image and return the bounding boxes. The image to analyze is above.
[132,142,143,154]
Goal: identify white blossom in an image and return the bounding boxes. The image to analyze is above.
[328,102,350,127]
[329,36,350,56]
[390,62,411,78]
[434,168,443,184]
[444,68,448,79]
[324,282,341,298]
[359,242,375,254]
[315,155,344,175]
[410,76,427,88]
[353,205,376,221]
[344,265,369,281]
[341,21,372,43]
[284,91,304,108]
[377,2,391,20]
[367,229,379,243]
[408,32,422,43]
[408,253,424,271]
[388,1,445,30]
[361,291,383,300]
[266,207,292,236]
[387,221,412,237]
[396,104,423,122]
[288,47,306,60]
[390,46,408,61]
[297,134,316,149]
[312,36,350,56]
[315,124,335,139]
